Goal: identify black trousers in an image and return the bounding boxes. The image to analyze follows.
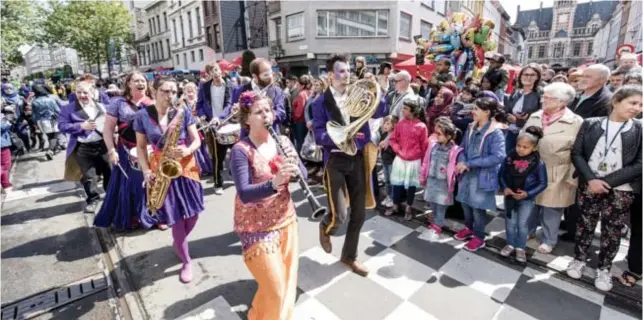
[628,193,642,275]
[321,151,366,262]
[206,130,231,188]
[76,141,110,204]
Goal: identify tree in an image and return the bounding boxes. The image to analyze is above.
[43,1,132,78]
[0,0,44,69]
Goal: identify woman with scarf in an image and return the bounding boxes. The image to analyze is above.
[230,91,304,319]
[134,77,204,283]
[522,82,583,254]
[504,64,543,154]
[94,71,165,230]
[426,88,454,135]
[31,85,61,160]
[182,82,213,176]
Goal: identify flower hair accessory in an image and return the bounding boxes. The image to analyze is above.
[239,91,258,110]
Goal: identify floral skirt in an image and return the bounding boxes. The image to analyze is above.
[389,157,421,189]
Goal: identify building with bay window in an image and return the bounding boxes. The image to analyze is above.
[267,0,447,76]
[167,0,214,70]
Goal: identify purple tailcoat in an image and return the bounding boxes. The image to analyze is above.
[196,80,232,121]
[58,101,106,160]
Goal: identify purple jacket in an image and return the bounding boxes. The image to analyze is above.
[68,91,110,106]
[312,88,388,165]
[196,79,232,121]
[58,101,106,160]
[232,83,287,135]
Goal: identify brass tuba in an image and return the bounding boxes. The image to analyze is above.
[146,107,185,216]
[326,79,381,155]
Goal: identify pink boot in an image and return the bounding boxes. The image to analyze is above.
[179,262,193,283]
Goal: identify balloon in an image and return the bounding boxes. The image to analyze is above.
[428,44,454,54]
[431,33,451,44]
[450,32,461,51]
[439,20,450,33]
[483,39,497,51]
[451,13,468,34]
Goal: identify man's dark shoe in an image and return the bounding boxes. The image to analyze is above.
[319,224,332,253]
[341,259,369,277]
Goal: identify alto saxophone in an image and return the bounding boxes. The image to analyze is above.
[147,107,185,216]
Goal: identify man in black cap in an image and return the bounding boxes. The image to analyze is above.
[483,53,509,100]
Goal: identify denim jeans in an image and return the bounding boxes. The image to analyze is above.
[382,164,392,197]
[462,203,487,239]
[505,199,535,249]
[431,202,448,227]
[530,205,565,246]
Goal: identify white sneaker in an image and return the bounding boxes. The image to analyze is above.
[214,187,223,195]
[537,243,553,254]
[566,259,586,279]
[595,268,613,292]
[426,228,440,242]
[383,197,393,208]
[500,245,515,257]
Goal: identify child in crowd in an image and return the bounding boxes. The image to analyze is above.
[386,100,429,220]
[454,97,506,252]
[452,85,479,142]
[419,117,463,241]
[378,115,398,208]
[426,88,454,136]
[498,126,547,262]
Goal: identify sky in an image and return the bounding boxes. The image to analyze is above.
[499,0,593,24]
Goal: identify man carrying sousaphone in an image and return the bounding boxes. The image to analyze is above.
[312,54,388,276]
[196,62,233,195]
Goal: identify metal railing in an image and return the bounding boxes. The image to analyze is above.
[572,27,595,37]
[528,31,550,39]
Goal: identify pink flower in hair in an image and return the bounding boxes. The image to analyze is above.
[239,91,257,110]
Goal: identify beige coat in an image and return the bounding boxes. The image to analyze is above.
[522,108,583,208]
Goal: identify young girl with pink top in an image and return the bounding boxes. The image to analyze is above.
[419,117,463,241]
[385,99,429,220]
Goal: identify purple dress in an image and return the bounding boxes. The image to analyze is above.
[94,97,158,229]
[133,105,205,227]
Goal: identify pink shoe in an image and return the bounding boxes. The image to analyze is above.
[179,263,193,283]
[464,237,486,252]
[428,223,442,233]
[454,228,474,241]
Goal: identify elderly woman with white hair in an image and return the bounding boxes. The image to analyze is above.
[522,82,584,254]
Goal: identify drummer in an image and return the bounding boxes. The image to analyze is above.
[182,82,213,176]
[196,62,233,194]
[94,71,165,230]
[58,82,111,213]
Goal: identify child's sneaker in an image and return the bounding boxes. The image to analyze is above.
[595,268,613,292]
[566,259,586,279]
[454,228,474,241]
[463,237,486,252]
[426,224,441,242]
[515,248,527,262]
[500,245,514,257]
[382,196,393,208]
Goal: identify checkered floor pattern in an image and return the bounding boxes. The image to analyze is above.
[292,214,640,320]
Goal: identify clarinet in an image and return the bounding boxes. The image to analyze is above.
[265,122,328,219]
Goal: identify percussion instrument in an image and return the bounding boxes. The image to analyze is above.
[215,123,240,145]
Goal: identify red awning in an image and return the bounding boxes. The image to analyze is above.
[231,56,243,66]
[389,53,414,65]
[393,58,436,79]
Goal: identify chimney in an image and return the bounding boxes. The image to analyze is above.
[540,1,543,9]
[517,5,521,19]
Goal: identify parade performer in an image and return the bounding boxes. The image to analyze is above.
[93,71,164,230]
[230,57,286,136]
[196,62,231,194]
[230,91,305,320]
[313,54,388,276]
[183,82,213,177]
[58,82,111,213]
[134,77,204,283]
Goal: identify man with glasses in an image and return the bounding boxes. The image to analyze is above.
[387,70,416,118]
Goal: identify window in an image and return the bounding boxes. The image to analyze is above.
[538,45,546,58]
[317,10,388,37]
[206,26,212,48]
[191,50,195,62]
[180,16,185,46]
[176,54,179,65]
[164,12,168,31]
[199,49,204,61]
[159,41,164,59]
[275,17,282,40]
[421,1,434,9]
[572,42,581,56]
[286,12,304,41]
[157,15,161,32]
[183,53,187,68]
[553,42,565,58]
[196,8,202,35]
[187,12,193,38]
[149,19,153,35]
[204,2,208,17]
[421,21,432,40]
[528,46,533,58]
[586,41,593,55]
[173,19,178,43]
[400,12,411,40]
[435,0,446,15]
[214,24,221,51]
[166,39,170,57]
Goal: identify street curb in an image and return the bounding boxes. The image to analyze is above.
[92,221,150,320]
[394,203,643,312]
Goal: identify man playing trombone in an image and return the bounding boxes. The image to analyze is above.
[312,54,388,277]
[196,62,232,194]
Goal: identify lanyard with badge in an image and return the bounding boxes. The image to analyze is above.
[598,120,627,172]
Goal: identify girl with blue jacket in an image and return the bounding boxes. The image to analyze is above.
[499,126,548,262]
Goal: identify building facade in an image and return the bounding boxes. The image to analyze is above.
[515,0,618,70]
[24,46,52,75]
[625,0,642,53]
[135,0,174,71]
[168,0,214,70]
[266,0,448,76]
[50,47,80,75]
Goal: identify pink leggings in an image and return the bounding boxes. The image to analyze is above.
[172,215,199,264]
[1,147,11,188]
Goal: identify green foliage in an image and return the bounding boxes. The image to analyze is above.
[1,0,44,68]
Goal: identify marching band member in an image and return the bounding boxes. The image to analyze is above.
[183,82,213,177]
[134,77,204,283]
[94,71,164,230]
[230,58,286,136]
[230,91,305,320]
[58,82,111,213]
[196,62,231,194]
[313,54,388,276]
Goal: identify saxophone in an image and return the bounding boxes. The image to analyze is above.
[146,106,185,216]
